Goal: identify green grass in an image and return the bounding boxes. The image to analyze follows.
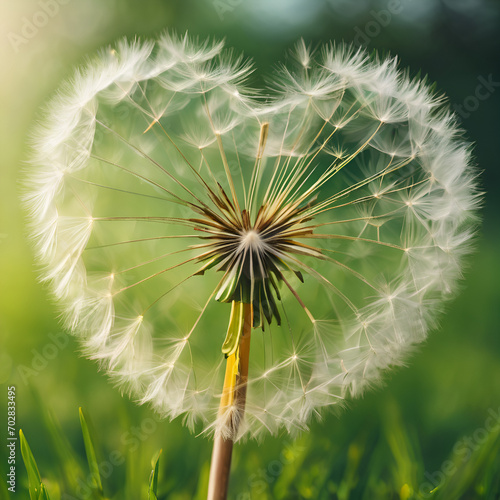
[11,400,500,499]
[17,409,163,500]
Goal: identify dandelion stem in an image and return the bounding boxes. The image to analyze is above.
[207,302,253,500]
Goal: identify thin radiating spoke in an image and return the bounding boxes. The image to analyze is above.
[115,249,216,295]
[85,234,202,251]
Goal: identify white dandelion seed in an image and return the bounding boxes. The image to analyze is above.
[24,32,480,498]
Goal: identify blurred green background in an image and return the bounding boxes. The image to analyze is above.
[1,1,499,498]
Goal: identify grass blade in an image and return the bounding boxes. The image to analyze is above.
[19,430,42,500]
[78,407,104,496]
[149,450,162,500]
[37,484,51,500]
[30,389,84,492]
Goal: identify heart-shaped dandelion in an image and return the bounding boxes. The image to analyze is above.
[24,33,479,498]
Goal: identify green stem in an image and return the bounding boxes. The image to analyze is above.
[207,302,253,500]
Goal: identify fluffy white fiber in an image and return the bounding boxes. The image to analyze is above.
[24,33,480,440]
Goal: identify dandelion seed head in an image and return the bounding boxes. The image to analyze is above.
[23,33,481,441]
